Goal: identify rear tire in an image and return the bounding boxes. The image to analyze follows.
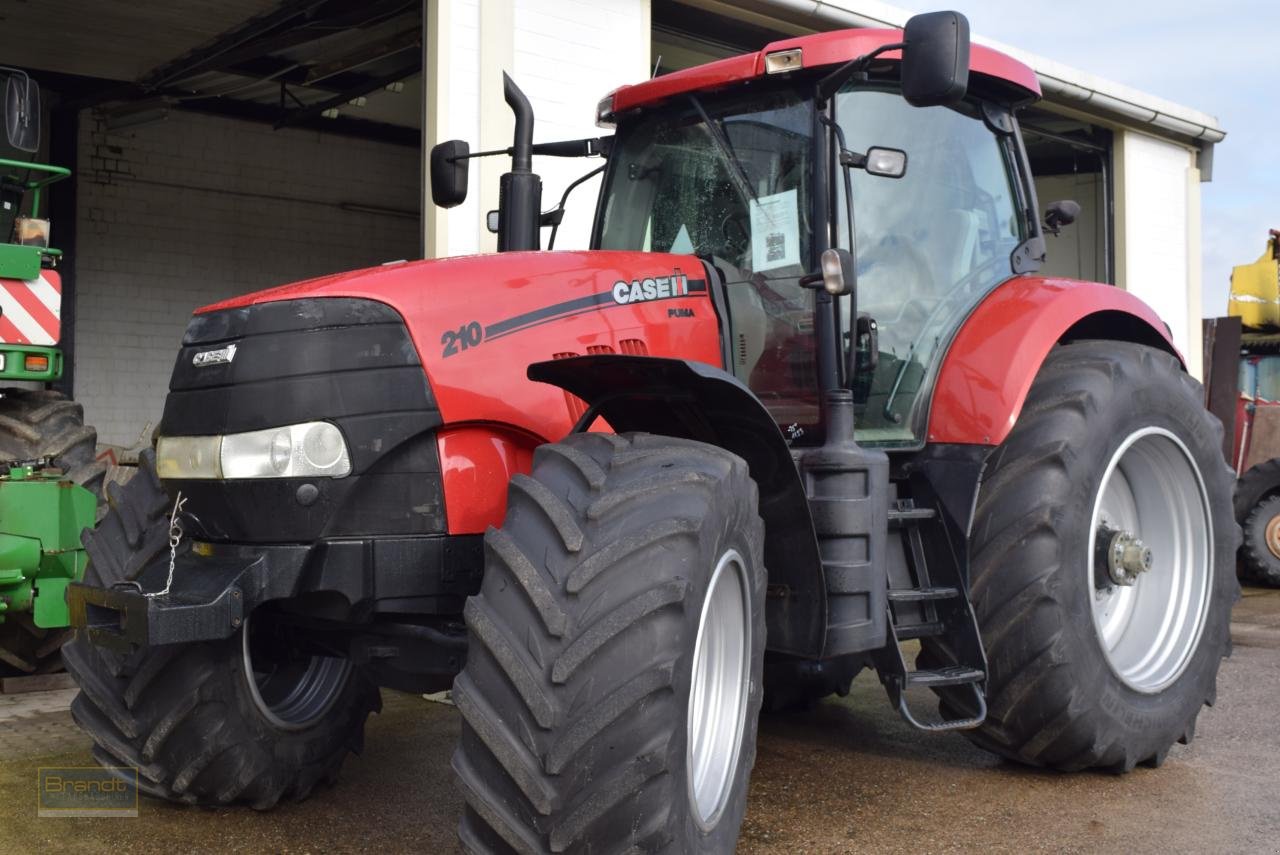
[940,341,1238,771]
[1240,494,1280,586]
[63,450,380,807]
[452,432,766,853]
[0,388,106,675]
[1233,459,1280,526]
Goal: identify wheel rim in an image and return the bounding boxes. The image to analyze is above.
[242,614,352,731]
[1265,513,1280,560]
[687,549,751,830]
[1088,428,1213,694]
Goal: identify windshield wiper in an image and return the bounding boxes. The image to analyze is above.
[687,94,757,203]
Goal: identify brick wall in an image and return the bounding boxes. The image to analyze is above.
[73,110,420,446]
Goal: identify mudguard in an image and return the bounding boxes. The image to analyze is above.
[529,354,827,657]
[928,276,1182,446]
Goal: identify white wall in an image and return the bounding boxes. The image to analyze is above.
[1114,129,1201,377]
[426,0,650,256]
[74,111,421,446]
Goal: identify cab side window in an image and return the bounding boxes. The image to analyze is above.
[836,88,1023,444]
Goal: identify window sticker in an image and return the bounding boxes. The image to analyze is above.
[749,189,800,272]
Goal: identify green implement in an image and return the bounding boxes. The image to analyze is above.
[0,466,96,630]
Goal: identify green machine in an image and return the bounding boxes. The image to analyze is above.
[0,466,95,629]
[0,68,103,675]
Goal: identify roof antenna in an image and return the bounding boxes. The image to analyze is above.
[651,54,663,78]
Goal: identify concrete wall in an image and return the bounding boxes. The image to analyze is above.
[425,0,650,257]
[1114,129,1201,378]
[73,111,420,446]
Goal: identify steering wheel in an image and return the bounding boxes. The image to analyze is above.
[720,212,750,259]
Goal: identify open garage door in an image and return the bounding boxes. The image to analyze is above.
[1,0,425,447]
[1021,108,1114,284]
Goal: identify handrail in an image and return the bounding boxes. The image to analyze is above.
[0,158,71,219]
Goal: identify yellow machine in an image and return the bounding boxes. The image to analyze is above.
[1228,229,1280,586]
[1228,230,1280,329]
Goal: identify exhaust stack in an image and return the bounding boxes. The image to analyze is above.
[497,73,542,252]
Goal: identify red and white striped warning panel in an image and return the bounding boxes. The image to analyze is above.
[0,271,61,346]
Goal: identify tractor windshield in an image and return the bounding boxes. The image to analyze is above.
[597,84,823,431]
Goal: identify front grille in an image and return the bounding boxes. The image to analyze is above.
[159,297,445,543]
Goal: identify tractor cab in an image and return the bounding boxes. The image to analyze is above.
[592,30,1039,446]
[0,69,69,383]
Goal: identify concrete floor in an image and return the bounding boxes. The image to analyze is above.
[2,586,1277,854]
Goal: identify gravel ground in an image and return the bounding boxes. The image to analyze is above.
[2,585,1276,854]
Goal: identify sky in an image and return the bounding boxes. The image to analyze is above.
[892,0,1280,317]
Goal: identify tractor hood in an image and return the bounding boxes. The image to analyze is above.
[194,250,724,443]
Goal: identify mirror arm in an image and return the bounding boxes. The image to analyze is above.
[838,150,866,169]
[815,42,906,105]
[546,163,607,250]
[449,137,609,163]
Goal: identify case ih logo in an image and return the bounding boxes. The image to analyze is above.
[192,343,237,367]
[612,273,690,305]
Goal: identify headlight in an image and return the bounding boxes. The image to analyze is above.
[156,422,351,480]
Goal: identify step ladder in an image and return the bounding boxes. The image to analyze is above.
[872,499,988,732]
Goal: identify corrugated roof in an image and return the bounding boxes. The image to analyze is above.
[0,0,281,81]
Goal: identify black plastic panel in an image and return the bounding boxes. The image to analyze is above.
[159,298,444,543]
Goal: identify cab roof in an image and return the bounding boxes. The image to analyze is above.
[606,27,1040,117]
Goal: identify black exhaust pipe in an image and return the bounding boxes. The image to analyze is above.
[497,72,542,252]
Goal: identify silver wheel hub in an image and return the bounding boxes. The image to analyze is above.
[1100,528,1154,586]
[1088,428,1213,694]
[687,549,751,830]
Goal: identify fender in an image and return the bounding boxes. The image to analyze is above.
[529,354,826,657]
[928,276,1182,446]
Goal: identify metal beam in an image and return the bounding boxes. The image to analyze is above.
[225,57,393,95]
[139,0,418,91]
[179,98,417,147]
[273,62,419,129]
[141,0,332,91]
[304,27,422,84]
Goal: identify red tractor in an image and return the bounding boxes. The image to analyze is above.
[66,12,1236,852]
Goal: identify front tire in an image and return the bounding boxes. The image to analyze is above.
[63,450,380,807]
[453,432,766,853]
[947,341,1238,771]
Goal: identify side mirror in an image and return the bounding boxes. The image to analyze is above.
[430,140,470,208]
[864,147,907,178]
[3,70,40,152]
[1044,199,1081,235]
[801,248,856,296]
[901,11,970,108]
